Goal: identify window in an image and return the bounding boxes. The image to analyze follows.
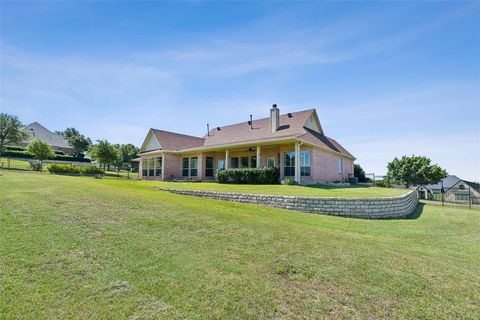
[155,157,162,176]
[218,160,225,170]
[240,157,249,168]
[251,156,257,168]
[456,193,469,201]
[231,157,239,168]
[338,158,343,175]
[284,151,295,176]
[148,158,154,177]
[182,158,189,176]
[190,157,198,176]
[300,150,311,176]
[142,159,148,177]
[205,157,214,177]
[267,157,275,168]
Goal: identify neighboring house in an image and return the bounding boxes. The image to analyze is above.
[21,122,74,154]
[417,175,480,204]
[138,105,355,184]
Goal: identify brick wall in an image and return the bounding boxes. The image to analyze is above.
[160,188,418,219]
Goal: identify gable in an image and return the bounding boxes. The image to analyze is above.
[303,110,323,134]
[140,130,161,152]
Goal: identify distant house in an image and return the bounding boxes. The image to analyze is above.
[417,175,480,204]
[21,122,74,154]
[138,105,355,184]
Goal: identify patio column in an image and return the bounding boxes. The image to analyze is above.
[161,153,165,181]
[294,142,301,184]
[139,158,143,179]
[256,145,261,168]
[225,149,229,169]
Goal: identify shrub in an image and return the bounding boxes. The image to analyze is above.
[282,178,297,185]
[217,167,280,184]
[1,150,91,162]
[29,160,43,172]
[81,166,105,175]
[5,145,26,151]
[47,164,81,174]
[373,179,390,188]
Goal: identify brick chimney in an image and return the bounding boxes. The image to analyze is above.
[270,104,279,132]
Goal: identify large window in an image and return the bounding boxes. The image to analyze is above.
[205,157,214,177]
[456,193,469,201]
[300,150,311,176]
[267,157,275,168]
[148,158,155,177]
[156,157,162,176]
[218,160,225,170]
[284,151,295,176]
[190,157,198,176]
[240,157,249,168]
[231,157,239,168]
[251,156,257,168]
[338,158,343,175]
[182,158,189,176]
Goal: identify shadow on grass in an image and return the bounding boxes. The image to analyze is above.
[399,203,424,220]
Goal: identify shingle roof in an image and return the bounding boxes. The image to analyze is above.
[146,108,354,158]
[152,129,205,151]
[22,122,71,149]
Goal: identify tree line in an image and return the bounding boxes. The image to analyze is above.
[0,113,139,172]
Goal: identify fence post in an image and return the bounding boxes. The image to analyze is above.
[8,156,10,170]
[469,187,472,210]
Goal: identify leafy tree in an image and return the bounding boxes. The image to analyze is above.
[113,144,139,171]
[69,135,92,157]
[26,138,55,171]
[354,164,367,182]
[89,140,118,170]
[57,127,92,157]
[0,113,29,155]
[386,155,447,188]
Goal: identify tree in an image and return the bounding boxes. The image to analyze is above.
[89,140,118,170]
[62,127,80,139]
[27,139,55,171]
[69,135,92,157]
[386,155,447,188]
[354,164,367,182]
[113,144,139,171]
[0,113,29,155]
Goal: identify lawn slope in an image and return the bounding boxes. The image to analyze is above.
[1,171,479,319]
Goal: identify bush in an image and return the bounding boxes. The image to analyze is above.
[81,166,105,175]
[5,145,26,151]
[47,164,81,174]
[282,178,297,185]
[29,160,43,171]
[217,167,280,184]
[373,179,390,188]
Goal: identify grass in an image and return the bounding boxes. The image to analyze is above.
[1,171,479,319]
[0,157,38,170]
[155,181,408,198]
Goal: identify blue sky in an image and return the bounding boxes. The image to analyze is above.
[1,1,479,180]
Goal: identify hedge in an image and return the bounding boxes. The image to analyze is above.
[47,164,104,175]
[0,150,90,162]
[5,145,26,151]
[217,167,280,184]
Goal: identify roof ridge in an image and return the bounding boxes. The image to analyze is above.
[151,128,204,140]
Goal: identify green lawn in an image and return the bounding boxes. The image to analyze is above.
[1,171,479,319]
[155,181,408,198]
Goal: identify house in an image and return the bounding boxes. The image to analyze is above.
[417,175,480,204]
[138,105,355,184]
[21,122,74,154]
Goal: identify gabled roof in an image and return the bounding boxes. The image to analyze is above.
[151,129,205,151]
[21,122,71,149]
[420,175,480,192]
[141,108,354,159]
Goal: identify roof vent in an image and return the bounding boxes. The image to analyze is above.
[287,113,293,118]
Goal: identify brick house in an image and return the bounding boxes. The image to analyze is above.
[21,122,75,155]
[138,105,355,184]
[417,175,480,204]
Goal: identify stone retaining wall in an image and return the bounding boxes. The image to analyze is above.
[160,188,418,219]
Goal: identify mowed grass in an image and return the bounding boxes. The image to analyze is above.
[1,171,479,319]
[155,181,408,198]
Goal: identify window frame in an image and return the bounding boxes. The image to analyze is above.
[230,157,239,169]
[300,150,311,177]
[182,158,189,177]
[240,157,249,168]
[190,157,198,176]
[338,158,343,175]
[205,156,214,177]
[284,151,295,177]
[267,156,275,168]
[155,157,162,176]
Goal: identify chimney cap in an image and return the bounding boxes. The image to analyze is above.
[272,104,277,108]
